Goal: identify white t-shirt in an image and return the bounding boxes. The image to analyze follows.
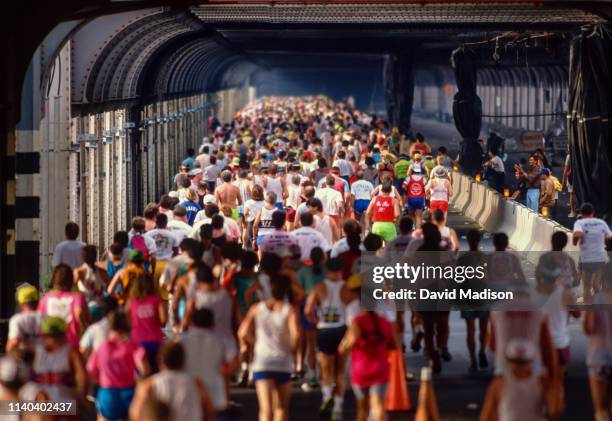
[490,155,505,173]
[52,240,85,268]
[292,226,331,260]
[573,217,612,263]
[261,230,297,254]
[167,220,192,243]
[180,328,228,411]
[315,187,343,216]
[8,311,42,345]
[351,179,374,201]
[244,199,265,223]
[332,159,354,177]
[145,229,179,260]
[79,317,109,353]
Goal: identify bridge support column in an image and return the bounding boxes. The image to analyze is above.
[451,47,483,176]
[568,24,612,222]
[383,52,414,134]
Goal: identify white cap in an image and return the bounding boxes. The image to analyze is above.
[189,168,203,176]
[0,356,19,383]
[168,191,179,198]
[203,194,217,205]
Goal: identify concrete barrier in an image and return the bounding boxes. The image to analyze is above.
[450,172,578,263]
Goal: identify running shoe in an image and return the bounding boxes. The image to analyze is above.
[430,351,442,375]
[319,397,333,418]
[410,331,424,352]
[568,211,576,218]
[441,348,452,362]
[331,408,343,421]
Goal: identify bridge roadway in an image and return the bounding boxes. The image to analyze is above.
[229,118,592,421]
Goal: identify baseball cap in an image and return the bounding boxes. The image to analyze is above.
[232,157,240,166]
[411,165,422,174]
[189,168,203,176]
[291,161,301,170]
[41,316,67,336]
[16,283,39,304]
[203,194,217,205]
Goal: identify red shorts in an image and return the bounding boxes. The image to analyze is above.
[329,215,339,226]
[429,200,448,215]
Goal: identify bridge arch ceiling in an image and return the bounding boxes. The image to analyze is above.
[69,8,259,113]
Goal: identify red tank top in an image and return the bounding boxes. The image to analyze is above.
[372,196,395,222]
[405,175,425,199]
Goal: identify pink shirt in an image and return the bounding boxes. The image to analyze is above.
[350,312,393,387]
[87,334,145,388]
[128,295,164,344]
[39,290,86,349]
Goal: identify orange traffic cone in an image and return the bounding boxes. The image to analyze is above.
[415,367,440,421]
[384,348,412,411]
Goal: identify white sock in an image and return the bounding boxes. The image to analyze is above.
[333,396,343,411]
[322,386,333,400]
[241,361,248,371]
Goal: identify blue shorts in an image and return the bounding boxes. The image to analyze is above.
[253,371,292,384]
[141,342,161,374]
[300,303,316,330]
[354,199,370,214]
[238,205,244,217]
[407,197,426,210]
[275,202,283,210]
[96,387,134,420]
[317,326,347,355]
[256,235,266,247]
[579,260,606,273]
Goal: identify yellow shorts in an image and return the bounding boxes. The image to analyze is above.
[154,260,169,300]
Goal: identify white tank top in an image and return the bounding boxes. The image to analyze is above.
[317,280,346,329]
[258,206,276,237]
[77,265,105,299]
[315,215,333,245]
[536,286,569,349]
[265,176,283,202]
[499,374,546,421]
[152,370,202,421]
[257,274,272,302]
[251,302,293,373]
[194,289,233,341]
[287,184,300,208]
[491,309,543,375]
[430,179,449,201]
[32,344,75,402]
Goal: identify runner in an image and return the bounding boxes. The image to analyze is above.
[73,245,109,302]
[583,271,612,421]
[572,202,612,303]
[52,222,85,269]
[238,274,301,421]
[129,341,213,421]
[145,213,180,288]
[6,283,42,353]
[365,182,400,243]
[426,166,452,216]
[292,212,330,261]
[350,171,374,224]
[253,191,279,257]
[457,230,490,372]
[87,311,148,421]
[403,165,426,228]
[215,170,243,221]
[39,265,89,349]
[305,257,352,420]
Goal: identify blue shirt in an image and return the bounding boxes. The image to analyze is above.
[179,200,202,225]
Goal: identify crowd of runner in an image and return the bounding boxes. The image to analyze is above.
[2,96,612,421]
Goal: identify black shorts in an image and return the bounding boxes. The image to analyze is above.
[317,326,347,355]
